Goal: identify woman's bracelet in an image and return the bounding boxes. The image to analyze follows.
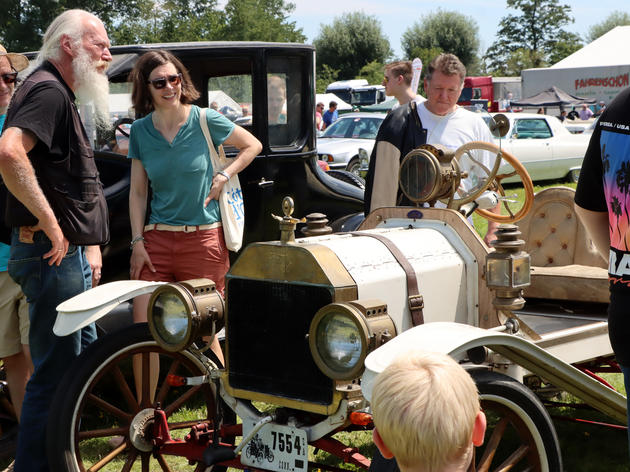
[130,235,145,250]
[217,170,231,181]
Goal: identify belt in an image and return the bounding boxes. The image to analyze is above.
[144,222,222,233]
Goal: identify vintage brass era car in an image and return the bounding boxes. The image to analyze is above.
[49,123,626,472]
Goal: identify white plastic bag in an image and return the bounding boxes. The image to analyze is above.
[199,108,244,251]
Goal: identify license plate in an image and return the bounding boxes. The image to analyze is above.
[241,422,308,472]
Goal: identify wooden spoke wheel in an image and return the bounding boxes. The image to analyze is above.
[46,323,232,472]
[472,370,562,472]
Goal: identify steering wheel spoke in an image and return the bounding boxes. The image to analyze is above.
[451,141,534,224]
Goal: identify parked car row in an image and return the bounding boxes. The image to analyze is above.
[317,110,591,184]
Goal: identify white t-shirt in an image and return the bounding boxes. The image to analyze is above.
[417,103,497,201]
[391,94,427,110]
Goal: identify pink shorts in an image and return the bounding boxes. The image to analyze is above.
[139,227,230,295]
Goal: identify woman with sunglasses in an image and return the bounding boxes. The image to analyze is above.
[127,50,261,364]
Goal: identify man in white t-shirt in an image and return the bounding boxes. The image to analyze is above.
[365,53,499,244]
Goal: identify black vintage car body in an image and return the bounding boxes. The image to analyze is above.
[94,42,363,278]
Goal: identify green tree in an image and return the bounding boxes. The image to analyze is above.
[315,64,338,93]
[484,0,582,75]
[588,11,630,43]
[401,10,480,72]
[0,0,157,51]
[313,12,392,80]
[221,0,305,42]
[0,0,304,51]
[355,61,384,86]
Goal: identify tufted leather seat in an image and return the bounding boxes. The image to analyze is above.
[517,187,609,303]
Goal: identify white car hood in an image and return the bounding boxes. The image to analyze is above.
[316,137,375,155]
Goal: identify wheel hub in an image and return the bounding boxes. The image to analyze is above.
[129,408,156,452]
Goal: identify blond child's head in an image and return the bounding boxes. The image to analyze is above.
[371,351,486,472]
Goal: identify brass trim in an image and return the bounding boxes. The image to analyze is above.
[222,372,344,415]
[228,242,357,288]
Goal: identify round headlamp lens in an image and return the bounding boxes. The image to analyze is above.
[152,291,190,346]
[315,311,363,373]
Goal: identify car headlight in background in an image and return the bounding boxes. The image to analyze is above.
[358,148,369,169]
[147,278,224,352]
[319,153,334,163]
[309,300,395,380]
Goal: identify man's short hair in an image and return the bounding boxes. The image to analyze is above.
[385,61,412,86]
[426,53,466,85]
[371,350,480,472]
[329,101,337,108]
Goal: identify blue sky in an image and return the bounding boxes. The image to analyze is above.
[286,0,627,59]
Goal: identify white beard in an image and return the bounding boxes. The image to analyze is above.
[72,48,110,133]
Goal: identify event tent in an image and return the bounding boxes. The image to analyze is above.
[510,86,595,107]
[315,93,352,111]
[522,26,630,105]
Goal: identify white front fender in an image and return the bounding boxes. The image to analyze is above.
[54,280,166,336]
[362,322,627,424]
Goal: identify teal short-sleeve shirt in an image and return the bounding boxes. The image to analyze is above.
[128,105,235,225]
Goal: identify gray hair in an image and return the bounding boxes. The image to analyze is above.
[37,10,96,64]
[425,53,466,85]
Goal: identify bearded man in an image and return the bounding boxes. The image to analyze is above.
[0,9,111,471]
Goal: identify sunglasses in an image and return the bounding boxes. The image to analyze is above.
[1,72,18,85]
[147,73,182,89]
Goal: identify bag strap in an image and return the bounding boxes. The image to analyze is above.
[350,232,424,326]
[199,108,223,171]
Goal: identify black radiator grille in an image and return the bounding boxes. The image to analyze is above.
[226,278,334,405]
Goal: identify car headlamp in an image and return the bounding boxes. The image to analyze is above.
[147,279,224,352]
[399,144,461,204]
[309,300,395,380]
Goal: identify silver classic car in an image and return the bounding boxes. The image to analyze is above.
[316,112,385,175]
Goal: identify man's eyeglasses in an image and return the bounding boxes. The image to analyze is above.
[147,73,182,89]
[1,72,18,85]
[383,76,389,83]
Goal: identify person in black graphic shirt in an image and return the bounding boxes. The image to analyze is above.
[575,85,630,458]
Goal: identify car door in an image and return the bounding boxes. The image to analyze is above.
[504,118,554,181]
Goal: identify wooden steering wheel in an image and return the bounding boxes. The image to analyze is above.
[451,141,534,223]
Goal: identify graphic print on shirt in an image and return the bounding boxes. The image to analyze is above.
[600,127,630,284]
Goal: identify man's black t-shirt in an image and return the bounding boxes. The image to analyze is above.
[575,86,630,363]
[4,61,109,245]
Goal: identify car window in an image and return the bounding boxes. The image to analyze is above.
[322,117,353,138]
[81,81,134,154]
[350,118,381,139]
[514,119,552,139]
[207,74,253,129]
[267,56,304,148]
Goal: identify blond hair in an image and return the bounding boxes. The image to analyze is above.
[371,351,480,472]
